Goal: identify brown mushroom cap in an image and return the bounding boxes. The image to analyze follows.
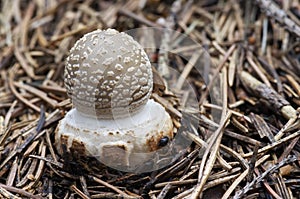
[64,29,153,119]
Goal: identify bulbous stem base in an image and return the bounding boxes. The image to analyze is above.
[55,99,173,172]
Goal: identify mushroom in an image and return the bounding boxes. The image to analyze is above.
[55,29,173,170]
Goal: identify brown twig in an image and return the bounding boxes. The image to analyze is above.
[256,0,300,37]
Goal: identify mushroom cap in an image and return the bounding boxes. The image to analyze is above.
[64,29,153,119]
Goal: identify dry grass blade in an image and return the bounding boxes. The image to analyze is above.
[199,44,236,105]
[0,186,22,199]
[0,183,42,199]
[249,113,274,142]
[88,175,138,199]
[243,130,300,158]
[191,112,232,198]
[234,155,297,198]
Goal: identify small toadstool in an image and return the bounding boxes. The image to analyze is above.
[55,29,173,170]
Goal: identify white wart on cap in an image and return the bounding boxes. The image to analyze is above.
[64,28,153,119]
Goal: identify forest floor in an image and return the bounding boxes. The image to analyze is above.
[0,0,300,198]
